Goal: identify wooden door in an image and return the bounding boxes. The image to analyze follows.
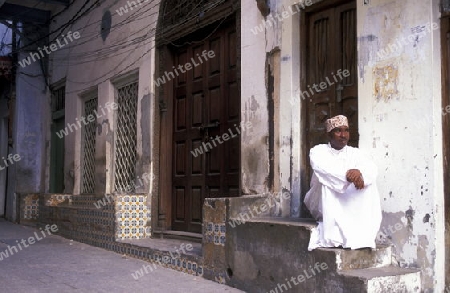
[301,1,357,216]
[441,14,450,286]
[172,23,239,233]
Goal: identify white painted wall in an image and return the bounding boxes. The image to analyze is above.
[358,0,444,290]
[240,0,271,196]
[48,0,158,195]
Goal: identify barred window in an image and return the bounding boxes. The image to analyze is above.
[81,96,98,194]
[114,82,138,192]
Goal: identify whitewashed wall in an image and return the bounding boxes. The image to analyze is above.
[48,0,158,195]
[358,0,444,290]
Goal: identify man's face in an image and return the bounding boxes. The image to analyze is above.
[328,126,349,150]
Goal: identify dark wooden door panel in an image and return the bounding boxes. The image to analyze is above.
[172,22,239,233]
[302,1,357,216]
[441,15,450,285]
[337,2,358,146]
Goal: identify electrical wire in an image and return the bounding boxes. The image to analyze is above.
[12,0,235,92]
[50,0,222,63]
[16,0,175,63]
[64,13,230,90]
[14,0,102,53]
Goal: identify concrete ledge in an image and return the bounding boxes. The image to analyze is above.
[339,266,422,293]
[245,216,317,228]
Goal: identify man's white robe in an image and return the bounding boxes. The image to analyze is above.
[304,143,382,250]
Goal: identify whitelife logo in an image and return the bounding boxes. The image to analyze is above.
[250,0,313,35]
[56,102,118,139]
[131,243,194,280]
[377,22,439,60]
[190,122,252,158]
[0,224,58,261]
[116,0,150,16]
[18,31,81,68]
[289,69,350,105]
[155,50,216,87]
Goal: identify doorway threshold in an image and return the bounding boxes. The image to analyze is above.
[152,229,203,243]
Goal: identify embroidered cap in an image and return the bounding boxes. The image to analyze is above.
[325,115,348,132]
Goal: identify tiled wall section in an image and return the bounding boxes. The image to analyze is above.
[204,222,226,246]
[20,193,73,224]
[38,194,115,244]
[45,194,72,206]
[20,193,40,222]
[132,248,203,276]
[202,198,228,283]
[37,193,203,276]
[115,195,150,240]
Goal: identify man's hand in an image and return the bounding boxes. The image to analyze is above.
[346,169,364,189]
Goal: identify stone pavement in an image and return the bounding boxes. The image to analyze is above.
[0,219,244,293]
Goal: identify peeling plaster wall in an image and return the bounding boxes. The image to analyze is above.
[241,0,271,195]
[48,1,157,196]
[14,23,51,210]
[358,0,444,291]
[241,0,303,215]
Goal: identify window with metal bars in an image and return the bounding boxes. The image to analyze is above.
[114,81,138,193]
[81,96,98,194]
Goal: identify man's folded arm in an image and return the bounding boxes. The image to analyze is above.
[310,147,350,193]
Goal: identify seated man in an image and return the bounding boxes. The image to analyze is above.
[304,115,381,250]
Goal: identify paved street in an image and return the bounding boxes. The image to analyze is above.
[0,219,243,293]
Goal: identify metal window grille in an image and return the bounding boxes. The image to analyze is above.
[81,97,98,194]
[114,82,138,192]
[51,87,65,112]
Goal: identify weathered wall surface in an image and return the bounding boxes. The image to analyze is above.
[11,24,51,221]
[241,0,305,217]
[15,51,48,194]
[357,0,444,291]
[240,0,271,196]
[48,0,158,196]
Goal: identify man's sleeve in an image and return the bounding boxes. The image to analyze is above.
[309,146,350,194]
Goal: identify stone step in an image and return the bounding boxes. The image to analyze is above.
[222,217,420,292]
[338,266,421,293]
[314,245,392,271]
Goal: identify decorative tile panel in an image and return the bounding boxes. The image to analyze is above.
[204,222,226,246]
[22,194,40,220]
[115,195,150,240]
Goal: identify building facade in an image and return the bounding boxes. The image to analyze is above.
[1,0,448,291]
